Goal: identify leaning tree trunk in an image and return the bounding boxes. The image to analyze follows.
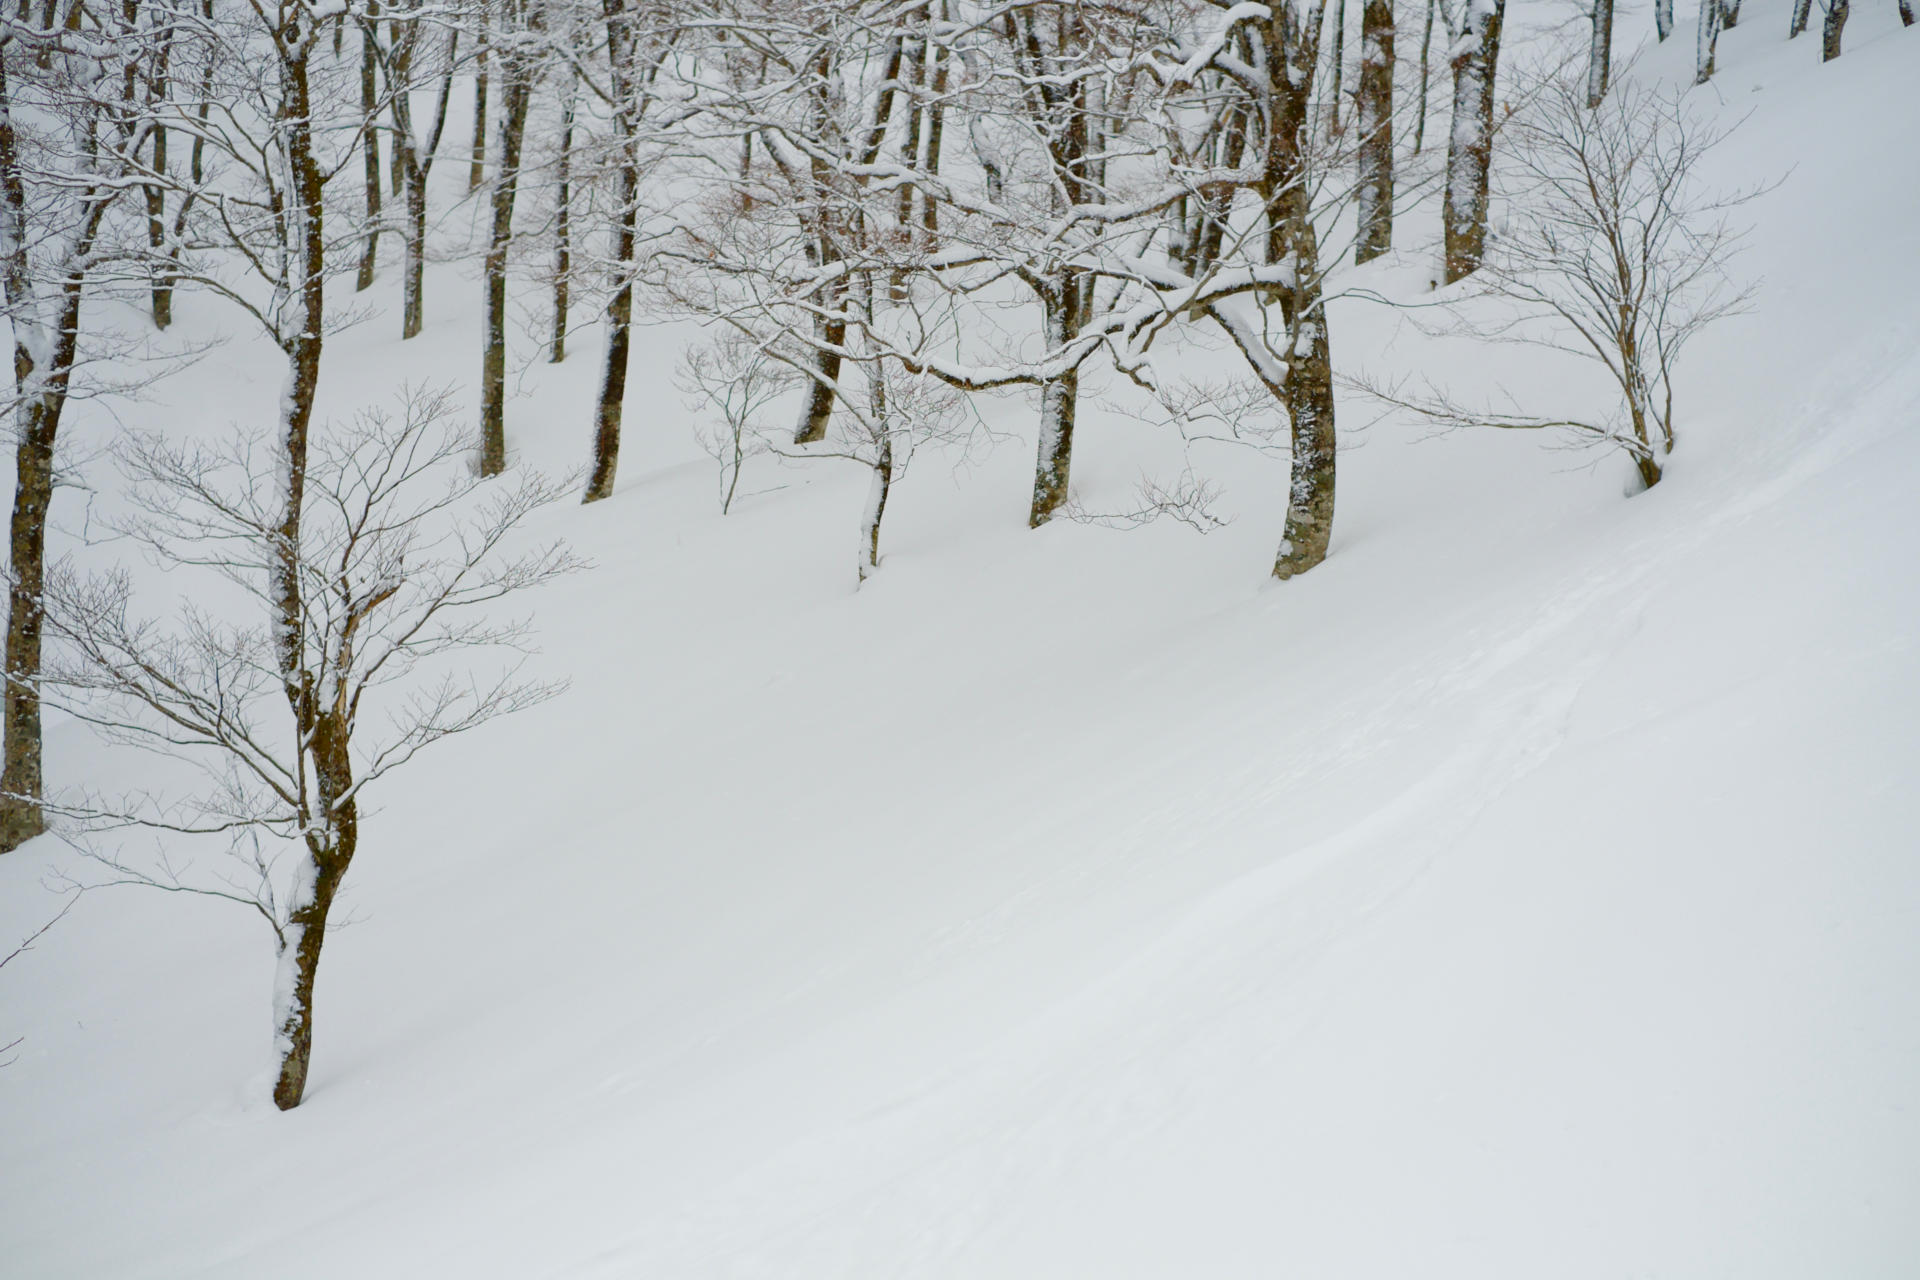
[1588,0,1614,106]
[1443,0,1504,284]
[1029,270,1083,527]
[1822,0,1849,57]
[1354,0,1394,263]
[1695,0,1720,82]
[272,710,356,1112]
[478,59,532,478]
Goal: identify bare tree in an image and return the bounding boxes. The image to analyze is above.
[1695,0,1720,82]
[677,333,793,514]
[1357,63,1757,490]
[1822,0,1850,58]
[41,388,581,1110]
[1588,0,1614,105]
[1353,0,1394,262]
[478,0,539,477]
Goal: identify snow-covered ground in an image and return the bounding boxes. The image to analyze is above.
[3,7,1917,1276]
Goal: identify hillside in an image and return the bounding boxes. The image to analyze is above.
[2,5,1917,1277]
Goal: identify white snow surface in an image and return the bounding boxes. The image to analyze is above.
[4,11,1918,1278]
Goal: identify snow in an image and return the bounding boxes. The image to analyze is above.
[2,7,1919,1278]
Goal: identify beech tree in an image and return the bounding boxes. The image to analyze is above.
[43,390,580,1109]
[1353,0,1394,262]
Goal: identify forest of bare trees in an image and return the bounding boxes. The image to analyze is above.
[0,0,1887,1105]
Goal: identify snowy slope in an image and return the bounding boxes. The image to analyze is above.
[3,7,1917,1277]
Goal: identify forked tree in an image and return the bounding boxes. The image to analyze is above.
[42,389,580,1109]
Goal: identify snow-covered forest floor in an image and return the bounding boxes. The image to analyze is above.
[3,5,1917,1277]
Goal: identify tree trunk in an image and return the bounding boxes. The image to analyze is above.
[356,1,381,292]
[0,398,56,851]
[272,710,356,1112]
[550,75,574,363]
[401,157,425,338]
[1656,0,1673,39]
[792,280,845,445]
[1822,0,1849,57]
[1354,0,1394,263]
[1029,271,1082,527]
[1443,0,1504,284]
[583,159,637,504]
[144,37,173,329]
[1720,0,1741,27]
[1588,0,1614,106]
[479,61,532,478]
[1413,0,1436,152]
[1900,0,1915,27]
[1788,0,1813,36]
[1695,0,1720,82]
[1325,0,1346,135]
[468,41,487,192]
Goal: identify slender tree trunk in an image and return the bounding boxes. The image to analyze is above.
[583,157,637,503]
[1656,0,1673,39]
[1822,0,1849,57]
[479,58,532,477]
[1900,0,1915,27]
[468,40,487,192]
[550,74,574,363]
[402,157,426,337]
[1720,0,1741,27]
[1695,0,1720,82]
[584,0,644,504]
[144,36,173,328]
[1413,0,1436,152]
[1588,0,1614,106]
[1788,0,1813,36]
[792,283,845,444]
[920,0,948,243]
[1443,0,1504,284]
[356,1,381,292]
[1325,0,1346,135]
[1354,0,1393,263]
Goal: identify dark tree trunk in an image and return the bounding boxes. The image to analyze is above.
[1900,0,1915,27]
[479,58,532,477]
[356,1,381,292]
[1789,0,1813,37]
[144,34,173,328]
[1588,0,1614,106]
[1656,0,1673,39]
[402,158,426,337]
[584,0,644,504]
[0,398,56,851]
[550,76,574,363]
[468,41,488,192]
[1720,0,1741,27]
[1354,0,1394,264]
[1822,0,1849,57]
[1443,0,1504,284]
[1413,0,1436,152]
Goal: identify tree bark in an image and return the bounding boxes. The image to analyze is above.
[1325,0,1346,136]
[1354,0,1394,263]
[1822,0,1849,58]
[479,53,532,477]
[1695,0,1720,82]
[468,40,487,192]
[1788,0,1813,36]
[1720,0,1741,27]
[1656,0,1673,39]
[583,0,644,503]
[1443,0,1504,284]
[550,74,574,363]
[356,0,381,292]
[1413,0,1435,152]
[1029,271,1082,527]
[1588,0,1614,106]
[144,31,173,328]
